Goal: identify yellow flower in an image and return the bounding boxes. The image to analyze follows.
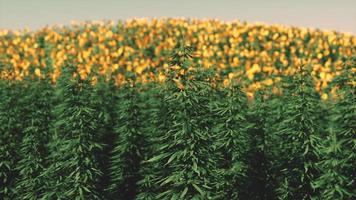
[34,68,41,77]
[321,93,328,100]
[223,79,230,87]
[158,73,166,82]
[228,73,234,79]
[263,79,273,86]
[317,53,323,59]
[113,64,119,71]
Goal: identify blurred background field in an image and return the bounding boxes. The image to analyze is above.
[0,18,355,98]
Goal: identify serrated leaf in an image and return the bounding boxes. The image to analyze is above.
[192,183,204,196]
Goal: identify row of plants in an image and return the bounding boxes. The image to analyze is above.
[0,44,355,199]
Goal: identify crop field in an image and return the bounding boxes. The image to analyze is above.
[0,19,355,96]
[0,18,355,200]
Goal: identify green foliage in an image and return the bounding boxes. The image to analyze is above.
[41,65,103,200]
[0,47,354,200]
[243,90,270,200]
[263,84,293,199]
[108,75,147,199]
[270,65,324,199]
[136,82,168,200]
[92,75,118,197]
[13,79,53,200]
[314,59,356,199]
[212,82,250,199]
[0,80,24,199]
[138,42,221,199]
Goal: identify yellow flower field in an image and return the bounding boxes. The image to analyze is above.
[0,18,355,96]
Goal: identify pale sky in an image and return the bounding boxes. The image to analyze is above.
[0,0,355,33]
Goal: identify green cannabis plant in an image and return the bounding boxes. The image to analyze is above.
[41,65,103,199]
